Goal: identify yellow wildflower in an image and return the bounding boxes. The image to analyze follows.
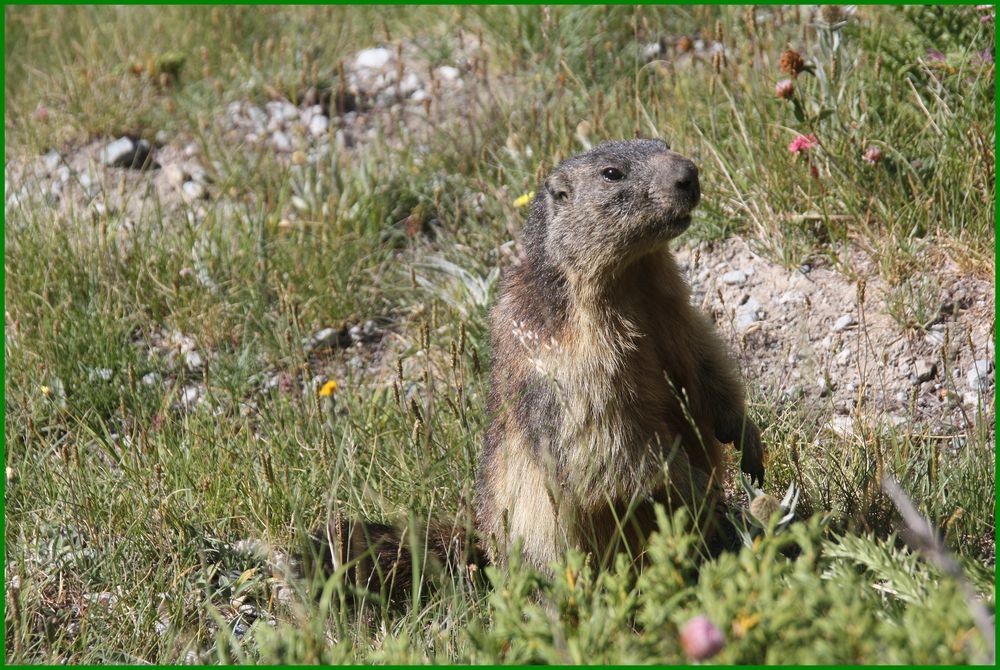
[40,385,51,396]
[513,191,535,208]
[318,380,338,397]
[732,612,761,638]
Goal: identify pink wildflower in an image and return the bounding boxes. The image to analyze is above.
[863,146,883,165]
[775,79,795,99]
[33,104,49,122]
[680,615,725,660]
[788,133,818,154]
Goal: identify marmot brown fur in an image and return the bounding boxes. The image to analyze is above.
[310,139,764,597]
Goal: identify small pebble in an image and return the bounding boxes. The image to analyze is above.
[179,385,202,407]
[781,385,803,401]
[102,137,152,169]
[163,164,187,189]
[734,297,763,332]
[355,47,392,69]
[184,350,203,370]
[272,131,292,153]
[721,270,747,286]
[181,181,206,202]
[643,42,662,58]
[778,290,805,305]
[435,65,461,81]
[42,150,61,173]
[90,368,113,382]
[399,72,422,95]
[913,359,936,384]
[826,416,854,438]
[967,359,993,390]
[308,114,329,137]
[832,314,857,333]
[963,391,984,407]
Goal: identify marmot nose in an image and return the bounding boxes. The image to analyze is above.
[670,160,700,205]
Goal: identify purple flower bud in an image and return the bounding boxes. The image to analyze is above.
[863,146,883,165]
[680,615,726,660]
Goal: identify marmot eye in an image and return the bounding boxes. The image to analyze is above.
[602,167,625,181]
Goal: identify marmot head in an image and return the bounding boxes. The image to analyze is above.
[524,139,700,281]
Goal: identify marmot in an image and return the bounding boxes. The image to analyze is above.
[312,139,764,595]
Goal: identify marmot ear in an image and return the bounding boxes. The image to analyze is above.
[544,174,571,204]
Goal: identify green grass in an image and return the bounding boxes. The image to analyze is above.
[5,5,995,664]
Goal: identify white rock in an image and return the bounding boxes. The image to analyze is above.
[832,314,857,333]
[188,166,207,183]
[266,100,299,123]
[179,385,202,407]
[913,359,936,383]
[781,385,803,400]
[304,327,340,351]
[778,290,805,305]
[735,297,763,332]
[42,150,61,173]
[102,137,135,165]
[721,270,747,286]
[102,137,151,168]
[400,72,422,95]
[141,372,162,386]
[967,359,993,390]
[308,114,329,137]
[924,330,946,347]
[272,131,292,153]
[355,47,392,70]
[435,65,461,81]
[163,164,187,189]
[963,391,984,407]
[247,105,268,129]
[184,350,203,370]
[181,181,206,202]
[825,416,854,438]
[90,368,113,382]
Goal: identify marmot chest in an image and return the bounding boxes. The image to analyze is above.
[555,305,703,446]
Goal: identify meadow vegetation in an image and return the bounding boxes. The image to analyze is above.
[4,5,995,663]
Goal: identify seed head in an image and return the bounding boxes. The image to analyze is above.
[749,494,782,523]
[819,5,846,26]
[779,48,806,77]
